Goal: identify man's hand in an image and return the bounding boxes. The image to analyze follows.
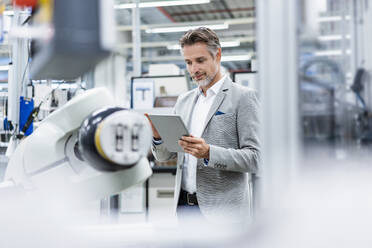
[178,135,210,159]
[144,113,161,139]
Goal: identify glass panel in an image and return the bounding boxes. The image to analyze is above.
[298,0,371,165]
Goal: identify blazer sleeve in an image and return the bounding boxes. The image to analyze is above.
[207,90,260,173]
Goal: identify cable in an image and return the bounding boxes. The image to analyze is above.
[19,83,61,136]
[19,39,31,97]
[356,93,366,109]
[21,103,40,134]
[21,15,32,25]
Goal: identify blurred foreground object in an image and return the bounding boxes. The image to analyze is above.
[29,0,115,80]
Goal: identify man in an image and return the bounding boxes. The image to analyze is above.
[147,27,260,224]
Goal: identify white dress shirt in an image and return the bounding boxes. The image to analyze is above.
[182,75,226,193]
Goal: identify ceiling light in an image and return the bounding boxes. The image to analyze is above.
[146,23,228,33]
[167,44,181,50]
[3,10,14,16]
[220,41,241,47]
[115,0,210,9]
[3,10,32,16]
[167,40,240,50]
[318,15,351,22]
[317,34,351,41]
[0,65,9,71]
[221,55,251,62]
[314,49,351,56]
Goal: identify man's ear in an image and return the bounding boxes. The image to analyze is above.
[216,48,222,62]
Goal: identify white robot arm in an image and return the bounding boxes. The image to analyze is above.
[3,87,153,202]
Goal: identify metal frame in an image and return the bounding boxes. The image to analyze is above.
[8,9,30,133]
[132,0,142,77]
[257,0,300,207]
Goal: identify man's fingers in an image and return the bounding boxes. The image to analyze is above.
[145,114,161,139]
[182,145,195,152]
[184,147,197,155]
[179,140,201,150]
[144,113,153,123]
[188,144,202,150]
[179,139,193,147]
[183,147,191,153]
[178,140,188,147]
[181,136,202,143]
[144,113,154,127]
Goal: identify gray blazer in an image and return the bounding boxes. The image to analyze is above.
[151,76,260,223]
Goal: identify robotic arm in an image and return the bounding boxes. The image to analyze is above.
[3,87,153,202]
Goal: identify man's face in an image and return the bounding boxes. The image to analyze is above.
[182,42,221,87]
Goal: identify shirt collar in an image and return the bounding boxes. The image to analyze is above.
[198,74,226,96]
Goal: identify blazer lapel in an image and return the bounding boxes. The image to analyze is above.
[201,77,232,134]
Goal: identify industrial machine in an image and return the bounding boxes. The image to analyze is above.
[2,87,153,203]
[300,56,372,158]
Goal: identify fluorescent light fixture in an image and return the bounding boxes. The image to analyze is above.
[221,55,251,62]
[166,44,181,50]
[9,26,54,40]
[167,40,240,50]
[318,15,351,22]
[318,34,351,41]
[115,0,210,9]
[3,10,14,16]
[314,49,351,56]
[147,23,228,33]
[0,65,9,71]
[220,41,241,47]
[3,10,29,16]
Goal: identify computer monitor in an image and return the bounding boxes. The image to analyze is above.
[131,75,189,109]
[232,71,258,91]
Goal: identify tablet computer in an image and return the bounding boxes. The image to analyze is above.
[148,114,189,152]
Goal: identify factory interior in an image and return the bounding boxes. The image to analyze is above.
[0,0,372,247]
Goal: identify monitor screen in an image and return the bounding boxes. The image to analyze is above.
[233,72,258,91]
[131,75,189,109]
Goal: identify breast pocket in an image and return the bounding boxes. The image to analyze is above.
[205,113,238,148]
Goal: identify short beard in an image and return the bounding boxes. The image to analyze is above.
[193,70,217,88]
[193,75,213,87]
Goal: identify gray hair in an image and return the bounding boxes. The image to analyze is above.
[179,27,221,57]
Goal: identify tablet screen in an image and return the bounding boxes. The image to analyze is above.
[148,114,189,152]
